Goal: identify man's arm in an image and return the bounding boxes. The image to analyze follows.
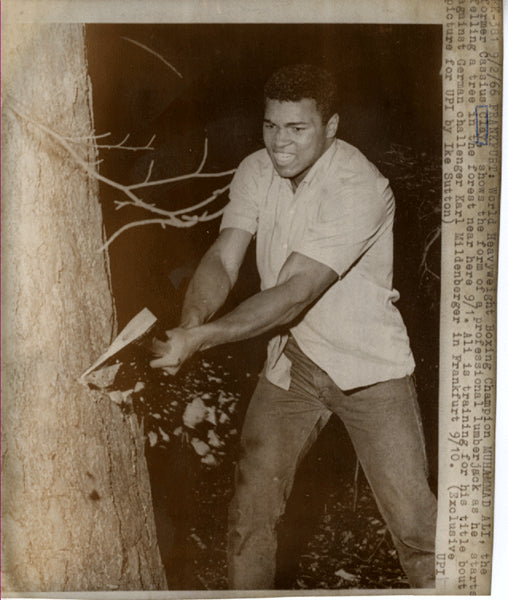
[179,227,253,328]
[151,251,338,374]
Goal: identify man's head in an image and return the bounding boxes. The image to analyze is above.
[263,64,339,188]
[264,64,338,123]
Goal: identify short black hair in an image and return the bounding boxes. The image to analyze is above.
[264,64,338,122]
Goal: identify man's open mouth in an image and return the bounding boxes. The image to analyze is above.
[273,152,294,166]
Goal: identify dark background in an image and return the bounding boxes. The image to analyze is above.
[85,24,442,588]
[86,23,441,321]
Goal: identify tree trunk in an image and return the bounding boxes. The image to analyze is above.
[1,23,167,592]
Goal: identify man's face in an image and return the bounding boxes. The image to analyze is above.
[263,98,338,188]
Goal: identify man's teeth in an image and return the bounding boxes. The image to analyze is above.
[275,153,293,164]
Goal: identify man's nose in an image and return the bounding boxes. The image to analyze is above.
[274,127,290,147]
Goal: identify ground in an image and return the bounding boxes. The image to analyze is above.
[108,340,410,591]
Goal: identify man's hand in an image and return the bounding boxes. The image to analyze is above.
[150,327,201,375]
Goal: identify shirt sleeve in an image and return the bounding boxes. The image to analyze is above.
[293,179,392,278]
[220,153,263,235]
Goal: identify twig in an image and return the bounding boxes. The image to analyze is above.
[125,138,232,191]
[99,218,181,250]
[128,167,236,190]
[99,203,228,252]
[95,133,156,151]
[61,132,113,141]
[352,458,360,512]
[197,136,209,173]
[122,37,183,79]
[420,265,440,282]
[61,131,156,151]
[170,184,231,217]
[419,225,441,282]
[8,103,235,250]
[366,530,387,563]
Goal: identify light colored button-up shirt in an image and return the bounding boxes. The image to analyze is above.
[220,138,415,390]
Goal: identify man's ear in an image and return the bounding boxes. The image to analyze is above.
[326,113,339,138]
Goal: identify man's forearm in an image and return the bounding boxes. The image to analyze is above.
[191,274,311,351]
[151,251,337,375]
[180,253,233,327]
[150,283,301,376]
[179,228,252,328]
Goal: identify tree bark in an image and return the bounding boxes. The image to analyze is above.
[1,23,167,591]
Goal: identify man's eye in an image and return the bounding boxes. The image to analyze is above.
[291,127,305,133]
[264,123,275,129]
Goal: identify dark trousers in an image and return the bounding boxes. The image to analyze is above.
[228,337,437,589]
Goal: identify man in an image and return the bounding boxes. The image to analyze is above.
[151,64,437,589]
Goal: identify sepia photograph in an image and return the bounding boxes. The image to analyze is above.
[87,22,442,591]
[1,0,501,597]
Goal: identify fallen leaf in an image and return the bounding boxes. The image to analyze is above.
[335,569,357,582]
[191,438,210,457]
[207,430,222,448]
[201,454,218,467]
[183,398,207,428]
[158,427,170,442]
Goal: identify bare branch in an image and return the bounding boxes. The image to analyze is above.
[94,133,156,151]
[99,218,178,251]
[170,184,231,217]
[97,206,227,252]
[197,137,209,173]
[59,131,156,151]
[61,132,113,141]
[118,134,130,146]
[420,263,440,282]
[419,225,441,282]
[8,105,156,206]
[144,160,155,183]
[191,207,227,223]
[127,135,234,190]
[8,103,234,250]
[122,37,183,79]
[128,166,237,190]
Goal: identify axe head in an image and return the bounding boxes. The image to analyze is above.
[80,308,158,386]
